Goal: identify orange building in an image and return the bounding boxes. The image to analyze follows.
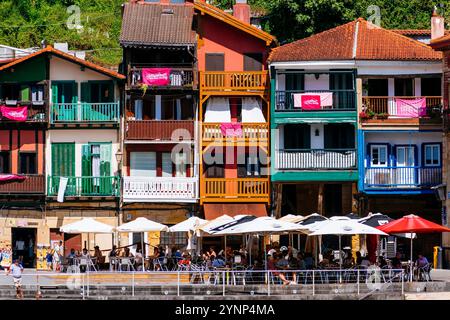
[194,1,277,220]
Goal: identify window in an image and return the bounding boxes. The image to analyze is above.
[162,152,173,177]
[52,82,77,104]
[170,0,185,3]
[31,85,44,103]
[396,146,415,167]
[88,81,114,103]
[238,154,260,177]
[174,152,187,177]
[370,145,388,167]
[19,153,36,174]
[324,124,355,149]
[283,124,310,149]
[205,53,224,71]
[159,231,187,247]
[424,144,440,167]
[130,152,156,177]
[243,53,263,71]
[1,84,20,101]
[394,78,414,96]
[0,152,10,173]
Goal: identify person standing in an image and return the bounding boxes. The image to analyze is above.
[7,259,24,299]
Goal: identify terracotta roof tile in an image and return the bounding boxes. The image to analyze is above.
[0,46,125,79]
[269,18,441,62]
[430,33,450,50]
[120,3,196,47]
[393,29,450,36]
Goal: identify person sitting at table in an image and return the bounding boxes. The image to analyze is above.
[135,249,144,270]
[94,246,105,267]
[212,255,226,268]
[207,247,217,260]
[67,248,76,266]
[343,253,355,268]
[378,255,387,268]
[267,242,280,256]
[179,254,191,268]
[356,251,363,266]
[415,254,429,268]
[296,253,306,270]
[122,247,134,258]
[304,252,314,269]
[391,252,402,269]
[267,254,294,285]
[81,248,90,258]
[360,256,371,268]
[109,245,118,258]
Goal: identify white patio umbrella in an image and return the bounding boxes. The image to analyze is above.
[169,217,208,232]
[278,214,304,223]
[117,217,168,271]
[211,216,309,268]
[60,218,115,273]
[309,216,388,269]
[195,215,234,236]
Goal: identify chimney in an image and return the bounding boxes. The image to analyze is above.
[431,6,445,40]
[233,0,250,24]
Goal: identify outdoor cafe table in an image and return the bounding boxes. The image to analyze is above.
[73,256,97,272]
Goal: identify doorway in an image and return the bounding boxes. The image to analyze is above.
[12,227,36,268]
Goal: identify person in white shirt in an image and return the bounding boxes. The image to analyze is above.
[7,260,24,299]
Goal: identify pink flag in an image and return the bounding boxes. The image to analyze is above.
[141,68,171,86]
[293,93,332,109]
[0,105,28,121]
[0,174,26,182]
[220,123,242,137]
[301,95,321,110]
[395,98,427,118]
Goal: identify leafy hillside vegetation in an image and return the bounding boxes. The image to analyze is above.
[0,0,448,67]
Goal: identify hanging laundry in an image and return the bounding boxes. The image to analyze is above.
[0,174,26,182]
[293,92,333,109]
[0,105,28,121]
[395,98,427,118]
[220,123,242,137]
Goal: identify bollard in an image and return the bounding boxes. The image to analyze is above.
[433,246,442,269]
[177,271,180,296]
[312,270,315,296]
[222,271,225,296]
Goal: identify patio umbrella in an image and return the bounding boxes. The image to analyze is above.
[278,214,304,223]
[117,218,169,271]
[168,217,208,233]
[297,214,329,265]
[309,216,387,269]
[376,214,450,281]
[60,218,115,273]
[346,213,360,220]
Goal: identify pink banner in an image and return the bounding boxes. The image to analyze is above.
[141,68,171,86]
[0,174,26,182]
[293,92,333,109]
[220,123,242,137]
[0,105,28,121]
[395,98,427,118]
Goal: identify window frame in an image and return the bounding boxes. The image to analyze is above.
[0,151,11,174]
[369,144,389,168]
[423,143,441,167]
[18,151,37,175]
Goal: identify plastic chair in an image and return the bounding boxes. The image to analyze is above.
[120,258,135,272]
[417,263,432,282]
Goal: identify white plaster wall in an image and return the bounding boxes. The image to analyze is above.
[49,56,120,102]
[310,124,324,149]
[46,129,119,177]
[364,131,442,166]
[304,74,329,91]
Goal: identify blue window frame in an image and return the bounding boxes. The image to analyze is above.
[422,143,441,167]
[367,143,390,167]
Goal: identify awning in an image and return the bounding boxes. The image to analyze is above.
[204,203,268,220]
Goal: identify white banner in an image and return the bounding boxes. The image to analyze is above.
[57,177,69,203]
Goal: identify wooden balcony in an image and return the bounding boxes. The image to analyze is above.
[50,102,120,124]
[200,71,269,94]
[122,177,198,203]
[202,123,268,146]
[128,66,196,89]
[364,167,442,189]
[361,96,442,122]
[125,120,195,142]
[0,174,45,194]
[47,176,120,197]
[276,149,357,170]
[200,178,270,203]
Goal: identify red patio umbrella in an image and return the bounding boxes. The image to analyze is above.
[376,214,450,281]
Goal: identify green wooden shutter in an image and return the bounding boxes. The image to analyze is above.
[80,82,90,103]
[99,144,112,194]
[51,143,75,195]
[81,144,92,195]
[20,85,30,102]
[51,83,58,104]
[72,82,78,103]
[106,81,114,102]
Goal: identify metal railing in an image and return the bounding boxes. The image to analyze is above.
[0,174,45,194]
[125,120,195,141]
[47,176,120,197]
[362,96,442,117]
[276,149,357,170]
[50,102,120,123]
[275,90,356,111]
[129,67,195,87]
[0,269,405,299]
[364,167,442,188]
[122,176,198,202]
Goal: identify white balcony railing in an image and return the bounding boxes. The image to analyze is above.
[364,167,442,189]
[276,149,357,170]
[122,176,198,203]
